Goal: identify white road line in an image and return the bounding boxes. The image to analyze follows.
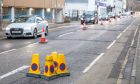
[49,25,77,31]
[0,49,16,55]
[107,40,116,49]
[0,37,6,40]
[58,32,74,37]
[26,42,38,47]
[117,33,122,39]
[123,20,135,33]
[131,25,139,46]
[123,28,127,33]
[83,53,104,73]
[0,65,29,80]
[77,30,82,32]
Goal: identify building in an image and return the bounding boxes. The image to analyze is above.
[64,0,108,20]
[127,0,140,11]
[107,0,124,14]
[2,0,65,23]
[95,0,108,15]
[64,0,88,20]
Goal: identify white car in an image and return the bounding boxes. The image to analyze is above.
[5,15,48,39]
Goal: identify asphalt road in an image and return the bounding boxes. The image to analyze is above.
[0,17,135,84]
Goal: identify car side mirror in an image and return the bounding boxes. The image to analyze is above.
[36,19,41,23]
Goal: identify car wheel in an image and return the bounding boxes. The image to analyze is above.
[7,36,12,39]
[81,21,84,24]
[45,26,48,36]
[33,29,37,39]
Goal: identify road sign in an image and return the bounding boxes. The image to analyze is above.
[95,0,106,7]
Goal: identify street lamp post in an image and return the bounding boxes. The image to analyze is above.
[95,0,99,24]
[0,0,3,31]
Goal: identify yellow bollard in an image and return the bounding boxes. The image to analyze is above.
[57,53,70,77]
[26,54,41,78]
[41,55,58,80]
[51,52,59,71]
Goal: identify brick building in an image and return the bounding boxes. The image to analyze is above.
[2,0,65,23]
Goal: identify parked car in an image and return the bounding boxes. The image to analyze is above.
[108,12,116,19]
[99,14,109,21]
[80,11,98,24]
[5,15,48,39]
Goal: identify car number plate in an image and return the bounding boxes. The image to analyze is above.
[12,31,21,33]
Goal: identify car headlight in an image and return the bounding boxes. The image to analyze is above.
[6,27,10,31]
[91,17,95,20]
[81,18,84,20]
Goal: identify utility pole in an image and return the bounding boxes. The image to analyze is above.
[0,0,3,31]
[95,0,99,24]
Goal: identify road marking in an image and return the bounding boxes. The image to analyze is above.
[131,27,139,46]
[26,42,38,47]
[83,53,104,73]
[123,19,135,33]
[0,37,6,40]
[58,32,74,37]
[0,49,16,55]
[0,65,29,80]
[116,22,138,84]
[131,24,140,77]
[107,40,116,49]
[77,30,82,32]
[49,25,77,31]
[117,33,122,39]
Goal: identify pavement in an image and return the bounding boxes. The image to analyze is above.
[130,21,140,84]
[0,16,139,84]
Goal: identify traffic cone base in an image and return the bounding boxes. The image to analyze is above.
[41,74,59,81]
[58,72,70,77]
[40,38,48,43]
[26,54,41,78]
[83,27,87,30]
[26,73,41,78]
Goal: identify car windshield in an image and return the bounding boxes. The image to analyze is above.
[84,14,93,18]
[14,16,35,23]
[108,12,114,15]
[102,14,108,17]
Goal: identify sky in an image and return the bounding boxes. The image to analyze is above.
[66,0,88,3]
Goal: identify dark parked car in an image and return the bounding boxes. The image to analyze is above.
[108,12,116,19]
[99,14,109,21]
[80,11,98,24]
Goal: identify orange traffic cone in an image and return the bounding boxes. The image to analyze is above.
[82,22,87,30]
[109,19,111,23]
[41,55,58,80]
[40,27,47,43]
[26,54,41,78]
[57,53,70,77]
[100,20,103,25]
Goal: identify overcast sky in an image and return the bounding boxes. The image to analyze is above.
[66,0,88,3]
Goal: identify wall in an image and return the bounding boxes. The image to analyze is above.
[3,0,64,8]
